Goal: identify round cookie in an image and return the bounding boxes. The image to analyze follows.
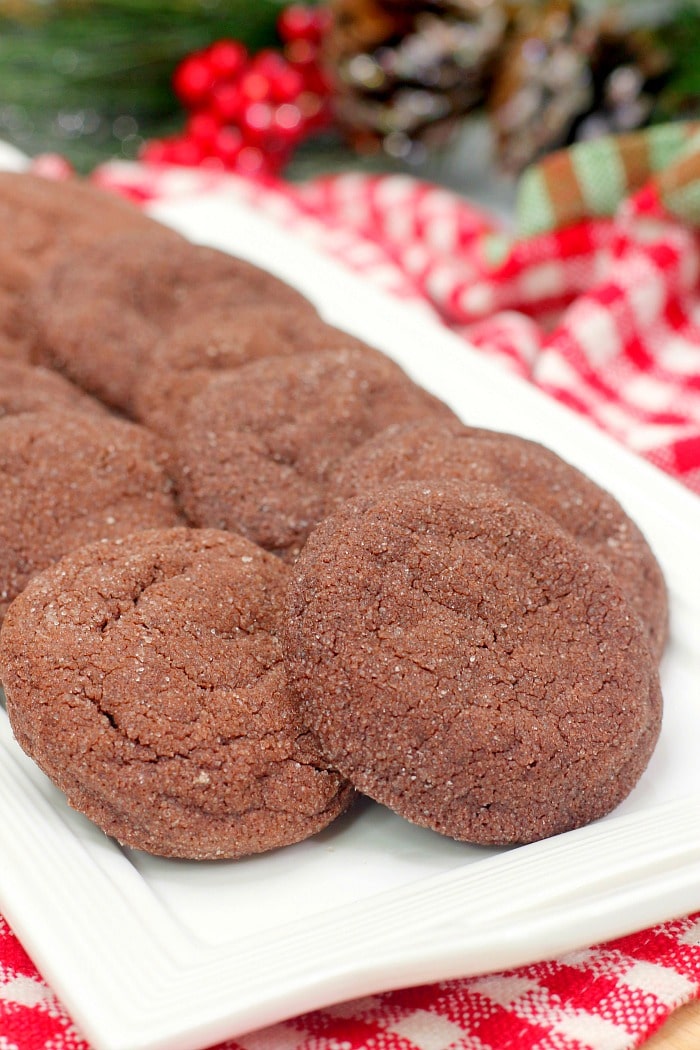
[0,359,107,420]
[0,412,181,621]
[0,171,156,357]
[31,230,313,414]
[284,480,662,846]
[173,346,460,560]
[0,528,353,859]
[330,421,669,658]
[134,303,367,438]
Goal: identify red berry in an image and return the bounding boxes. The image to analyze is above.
[285,38,318,69]
[167,136,206,166]
[211,81,245,122]
[236,145,268,177]
[241,100,275,144]
[268,62,305,104]
[238,68,272,102]
[247,50,307,104]
[213,125,244,167]
[187,111,221,148]
[140,139,171,164]
[206,39,248,82]
[271,104,305,147]
[173,54,214,107]
[251,49,288,78]
[198,155,226,171]
[278,5,329,45]
[297,61,333,97]
[142,135,204,167]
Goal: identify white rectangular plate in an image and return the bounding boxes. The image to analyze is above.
[2,192,700,1050]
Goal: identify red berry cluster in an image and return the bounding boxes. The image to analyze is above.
[141,4,333,178]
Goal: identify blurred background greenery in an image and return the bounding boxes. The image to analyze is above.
[0,1,288,169]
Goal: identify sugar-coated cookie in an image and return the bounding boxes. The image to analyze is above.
[0,528,353,858]
[330,421,668,658]
[173,346,461,560]
[284,481,662,846]
[0,412,180,621]
[32,230,312,414]
[134,303,365,438]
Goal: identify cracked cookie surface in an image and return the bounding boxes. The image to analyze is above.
[0,527,352,859]
[0,412,180,622]
[32,230,312,415]
[134,303,367,439]
[284,480,662,845]
[330,421,668,659]
[173,346,460,561]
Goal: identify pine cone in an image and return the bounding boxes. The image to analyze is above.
[575,26,669,143]
[490,1,670,173]
[326,0,507,160]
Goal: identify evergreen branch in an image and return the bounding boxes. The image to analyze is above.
[0,0,286,167]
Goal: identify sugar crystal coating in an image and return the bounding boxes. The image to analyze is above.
[0,412,181,621]
[284,480,662,846]
[0,528,352,859]
[173,346,461,560]
[330,420,668,657]
[134,303,365,438]
[32,229,312,414]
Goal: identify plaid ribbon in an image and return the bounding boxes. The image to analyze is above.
[4,123,700,1049]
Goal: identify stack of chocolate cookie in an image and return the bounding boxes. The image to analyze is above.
[0,173,666,860]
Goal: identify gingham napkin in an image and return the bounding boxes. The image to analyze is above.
[4,124,700,1049]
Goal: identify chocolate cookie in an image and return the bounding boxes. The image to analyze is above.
[134,303,366,438]
[173,346,460,560]
[0,412,180,621]
[284,481,662,846]
[330,421,668,658]
[0,528,353,858]
[0,172,155,357]
[32,229,313,414]
[0,359,107,420]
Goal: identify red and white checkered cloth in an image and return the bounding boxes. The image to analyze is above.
[4,133,700,1049]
